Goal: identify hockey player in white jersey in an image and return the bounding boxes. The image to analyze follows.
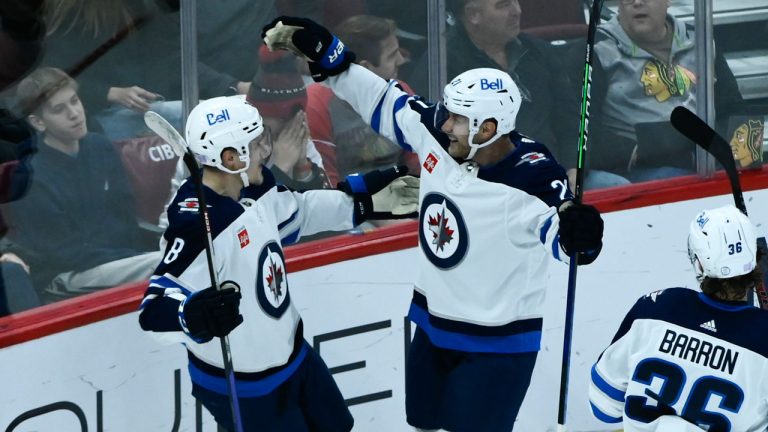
[138,95,419,431]
[590,205,768,432]
[262,17,605,432]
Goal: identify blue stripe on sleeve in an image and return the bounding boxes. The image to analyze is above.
[281,229,300,246]
[539,215,553,245]
[590,402,622,423]
[552,234,562,261]
[370,92,386,134]
[277,210,298,231]
[591,364,626,402]
[392,94,412,151]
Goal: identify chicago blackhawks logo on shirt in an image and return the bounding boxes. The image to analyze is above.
[256,241,290,318]
[419,193,468,269]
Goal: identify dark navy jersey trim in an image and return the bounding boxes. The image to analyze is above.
[697,292,753,311]
[370,90,386,135]
[408,302,540,353]
[411,291,543,337]
[187,320,304,382]
[240,167,275,200]
[622,288,768,358]
[189,343,307,397]
[539,215,554,245]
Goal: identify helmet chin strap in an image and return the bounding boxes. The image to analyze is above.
[239,172,250,188]
[466,130,506,161]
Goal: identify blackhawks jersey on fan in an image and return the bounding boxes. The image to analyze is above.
[139,168,355,396]
[590,288,768,431]
[326,64,573,354]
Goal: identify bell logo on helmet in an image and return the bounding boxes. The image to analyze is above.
[480,78,503,91]
[206,109,231,126]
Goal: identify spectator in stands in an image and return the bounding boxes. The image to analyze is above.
[730,118,763,169]
[406,0,578,175]
[247,47,331,190]
[306,14,420,186]
[587,0,743,186]
[4,67,159,301]
[39,0,276,140]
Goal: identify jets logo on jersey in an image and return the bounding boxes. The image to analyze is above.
[237,227,250,248]
[177,198,209,213]
[423,152,439,174]
[516,152,548,166]
[419,193,468,269]
[256,241,290,318]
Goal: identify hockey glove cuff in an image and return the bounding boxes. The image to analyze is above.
[558,202,604,265]
[262,16,356,82]
[338,166,419,224]
[178,283,243,343]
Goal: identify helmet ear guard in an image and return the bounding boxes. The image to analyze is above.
[442,68,522,159]
[687,205,757,282]
[186,95,264,185]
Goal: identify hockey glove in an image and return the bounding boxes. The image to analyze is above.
[337,166,420,224]
[558,202,604,265]
[179,283,243,343]
[262,16,355,82]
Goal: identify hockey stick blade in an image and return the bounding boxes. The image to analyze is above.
[670,106,768,310]
[670,106,746,213]
[144,111,187,158]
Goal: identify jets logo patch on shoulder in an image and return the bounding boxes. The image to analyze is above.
[256,241,290,318]
[516,152,548,166]
[423,152,440,174]
[419,193,468,269]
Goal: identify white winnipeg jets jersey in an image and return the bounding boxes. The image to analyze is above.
[326,65,571,353]
[139,169,354,391]
[590,288,768,432]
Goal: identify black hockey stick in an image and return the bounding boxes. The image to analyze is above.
[144,111,245,432]
[670,106,768,310]
[558,0,604,430]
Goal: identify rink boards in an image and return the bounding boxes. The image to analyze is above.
[1,171,768,432]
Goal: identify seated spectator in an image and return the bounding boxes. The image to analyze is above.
[247,47,331,190]
[587,0,743,186]
[306,14,420,186]
[406,0,579,174]
[4,67,159,301]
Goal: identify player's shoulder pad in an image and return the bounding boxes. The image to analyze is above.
[407,97,450,149]
[633,287,697,316]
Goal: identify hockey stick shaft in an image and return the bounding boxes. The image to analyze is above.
[558,0,604,429]
[144,112,245,432]
[670,106,768,310]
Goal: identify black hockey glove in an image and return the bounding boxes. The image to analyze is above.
[558,202,604,265]
[337,165,420,225]
[179,283,243,343]
[262,16,355,82]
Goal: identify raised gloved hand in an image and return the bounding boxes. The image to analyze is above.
[179,283,243,343]
[558,202,604,265]
[337,166,420,224]
[262,16,355,82]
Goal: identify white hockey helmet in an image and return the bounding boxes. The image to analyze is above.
[442,68,522,160]
[687,205,757,282]
[186,95,264,184]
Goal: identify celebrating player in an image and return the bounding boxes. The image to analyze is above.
[263,17,604,432]
[138,95,419,431]
[590,205,768,431]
